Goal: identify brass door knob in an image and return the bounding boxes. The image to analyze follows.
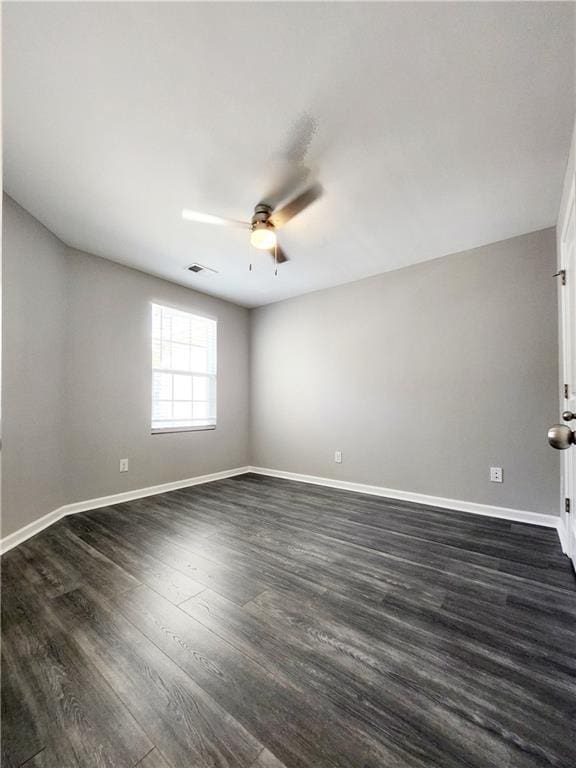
[548,424,576,450]
[562,411,575,421]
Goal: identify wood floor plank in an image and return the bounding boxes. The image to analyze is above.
[181,588,516,768]
[0,645,45,768]
[440,592,576,654]
[212,528,489,608]
[183,587,574,768]
[247,585,576,715]
[135,748,174,768]
[223,475,572,576]
[245,588,576,768]
[199,477,532,562]
[53,586,264,768]
[250,749,287,768]
[5,538,82,600]
[1,473,574,768]
[161,478,572,602]
[147,525,330,602]
[1,555,153,768]
[74,506,268,606]
[20,522,140,600]
[65,515,206,605]
[19,749,50,767]
[112,584,430,768]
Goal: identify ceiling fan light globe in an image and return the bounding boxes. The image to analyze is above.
[250,225,277,251]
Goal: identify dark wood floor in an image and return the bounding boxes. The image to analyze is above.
[2,473,575,768]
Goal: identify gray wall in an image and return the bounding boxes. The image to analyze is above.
[2,197,250,537]
[63,248,250,505]
[250,229,560,516]
[2,196,68,535]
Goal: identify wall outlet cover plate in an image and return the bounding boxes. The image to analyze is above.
[490,466,503,483]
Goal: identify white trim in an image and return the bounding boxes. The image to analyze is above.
[0,466,250,554]
[151,425,216,434]
[1,507,66,557]
[557,516,570,554]
[247,466,561,529]
[557,514,576,558]
[557,174,576,567]
[1,464,566,555]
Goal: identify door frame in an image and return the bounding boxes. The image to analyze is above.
[557,173,576,564]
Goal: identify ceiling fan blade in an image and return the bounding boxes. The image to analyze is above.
[261,115,317,207]
[268,244,289,264]
[182,209,250,228]
[269,183,323,228]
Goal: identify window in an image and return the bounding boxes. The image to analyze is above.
[151,303,217,432]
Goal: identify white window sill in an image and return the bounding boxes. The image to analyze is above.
[151,425,216,434]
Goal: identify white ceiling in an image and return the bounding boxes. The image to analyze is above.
[4,2,575,308]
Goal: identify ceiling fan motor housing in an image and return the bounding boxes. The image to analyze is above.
[251,203,274,230]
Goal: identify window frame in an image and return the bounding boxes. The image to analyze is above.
[150,301,218,435]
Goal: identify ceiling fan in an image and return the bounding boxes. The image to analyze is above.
[181,183,323,265]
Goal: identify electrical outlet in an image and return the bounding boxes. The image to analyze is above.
[119,458,129,473]
[490,466,503,483]
[334,450,342,464]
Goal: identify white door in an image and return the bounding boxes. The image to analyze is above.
[556,179,576,566]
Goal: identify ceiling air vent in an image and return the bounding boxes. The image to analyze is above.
[186,263,218,275]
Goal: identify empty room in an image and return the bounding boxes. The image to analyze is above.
[1,2,575,767]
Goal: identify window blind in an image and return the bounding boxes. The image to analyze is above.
[151,303,217,432]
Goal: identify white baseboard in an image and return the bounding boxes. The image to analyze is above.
[1,506,67,557]
[0,466,251,554]
[2,463,565,555]
[556,515,575,558]
[557,517,569,554]
[247,466,561,530]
